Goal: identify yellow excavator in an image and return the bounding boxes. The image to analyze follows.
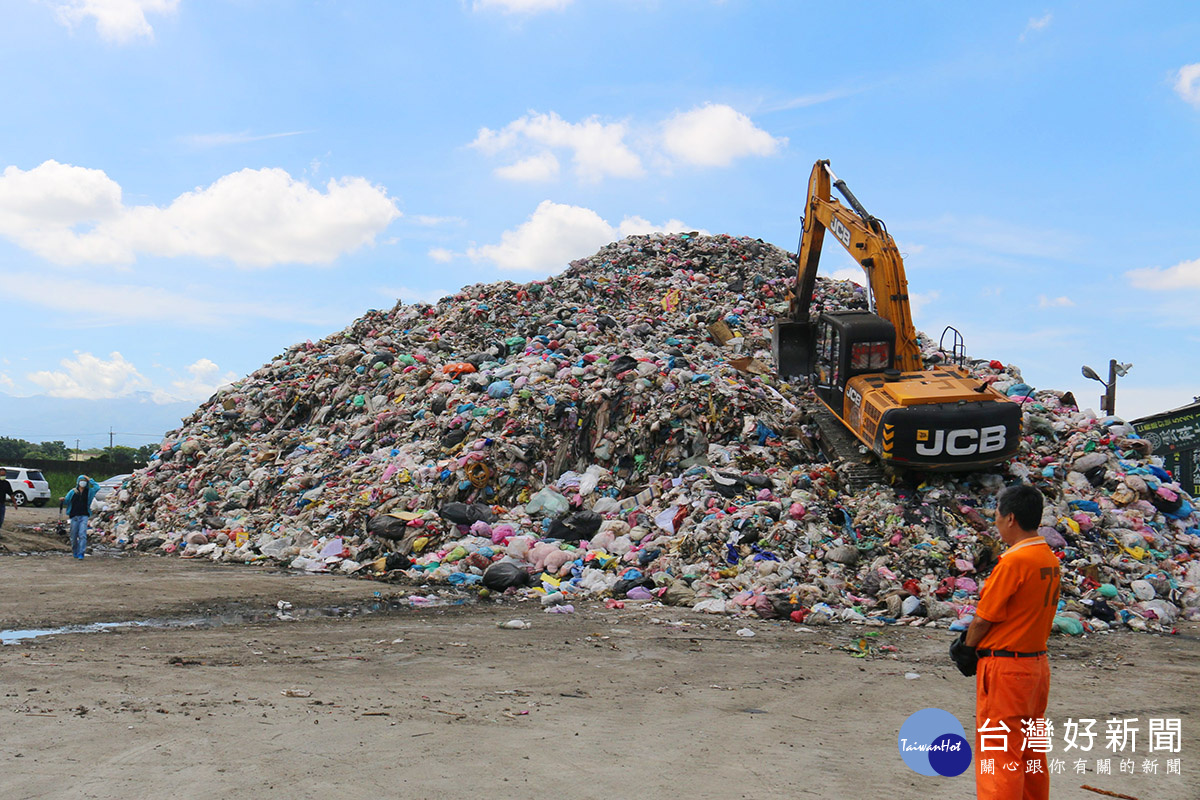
[773,160,1021,472]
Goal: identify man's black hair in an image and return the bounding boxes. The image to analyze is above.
[998,484,1043,532]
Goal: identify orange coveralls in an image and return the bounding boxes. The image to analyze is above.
[973,536,1061,800]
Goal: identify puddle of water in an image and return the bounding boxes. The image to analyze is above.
[0,595,478,645]
[2,620,147,645]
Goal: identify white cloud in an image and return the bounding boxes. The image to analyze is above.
[27,351,237,404]
[0,373,14,392]
[1174,64,1200,108]
[53,0,180,43]
[153,358,238,403]
[467,200,700,272]
[472,112,643,182]
[615,216,700,238]
[1126,257,1200,290]
[909,290,940,321]
[473,0,572,13]
[181,130,307,148]
[661,103,787,167]
[468,201,611,272]
[494,152,561,182]
[827,267,862,283]
[1037,295,1075,308]
[0,161,400,266]
[28,351,151,399]
[428,247,455,263]
[473,105,785,181]
[1020,12,1053,41]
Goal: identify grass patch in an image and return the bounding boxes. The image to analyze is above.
[43,472,79,503]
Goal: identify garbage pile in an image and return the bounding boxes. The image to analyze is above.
[93,233,1200,634]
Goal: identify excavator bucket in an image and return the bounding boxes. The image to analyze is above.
[772,321,815,379]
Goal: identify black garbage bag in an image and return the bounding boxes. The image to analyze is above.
[547,509,602,542]
[1089,598,1117,623]
[483,561,533,591]
[756,594,801,620]
[710,473,746,498]
[385,552,413,571]
[366,513,409,541]
[1150,491,1184,515]
[612,575,656,598]
[440,428,467,449]
[609,355,638,375]
[439,503,498,525]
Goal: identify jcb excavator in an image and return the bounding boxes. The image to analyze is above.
[773,160,1020,472]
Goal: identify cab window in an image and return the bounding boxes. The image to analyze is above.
[849,341,890,371]
[815,322,840,386]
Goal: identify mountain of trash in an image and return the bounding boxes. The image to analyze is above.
[93,233,1200,634]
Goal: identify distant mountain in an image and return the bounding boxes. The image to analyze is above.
[0,392,196,449]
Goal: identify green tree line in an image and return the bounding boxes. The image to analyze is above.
[0,437,156,463]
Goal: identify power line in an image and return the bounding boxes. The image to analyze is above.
[1,431,166,439]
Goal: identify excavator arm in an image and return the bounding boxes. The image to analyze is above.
[786,160,921,372]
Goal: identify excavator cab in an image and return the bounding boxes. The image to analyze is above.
[773,312,895,389]
[812,312,895,411]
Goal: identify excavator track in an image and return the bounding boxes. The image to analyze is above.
[809,403,887,492]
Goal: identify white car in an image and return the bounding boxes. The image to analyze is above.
[91,474,133,512]
[2,467,51,507]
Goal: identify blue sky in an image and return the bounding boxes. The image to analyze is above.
[1,0,1198,447]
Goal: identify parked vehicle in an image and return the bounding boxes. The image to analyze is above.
[91,474,132,512]
[2,467,52,507]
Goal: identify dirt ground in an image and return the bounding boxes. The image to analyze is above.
[1,509,1197,799]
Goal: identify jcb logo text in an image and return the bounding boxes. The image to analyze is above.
[914,425,1007,457]
[830,218,852,247]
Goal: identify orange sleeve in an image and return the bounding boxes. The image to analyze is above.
[975,559,1021,623]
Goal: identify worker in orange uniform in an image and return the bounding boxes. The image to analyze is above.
[952,485,1061,800]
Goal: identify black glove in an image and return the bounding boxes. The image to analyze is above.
[949,632,978,677]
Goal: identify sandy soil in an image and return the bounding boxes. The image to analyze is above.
[0,511,1196,799]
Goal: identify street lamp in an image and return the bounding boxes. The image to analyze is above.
[1081,360,1132,417]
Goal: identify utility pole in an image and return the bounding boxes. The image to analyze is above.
[1081,360,1131,417]
[1105,359,1118,418]
[75,439,80,461]
[109,427,114,452]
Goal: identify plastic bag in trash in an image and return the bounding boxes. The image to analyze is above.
[366,513,409,541]
[548,509,602,542]
[525,487,569,517]
[439,503,498,525]
[482,561,533,591]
